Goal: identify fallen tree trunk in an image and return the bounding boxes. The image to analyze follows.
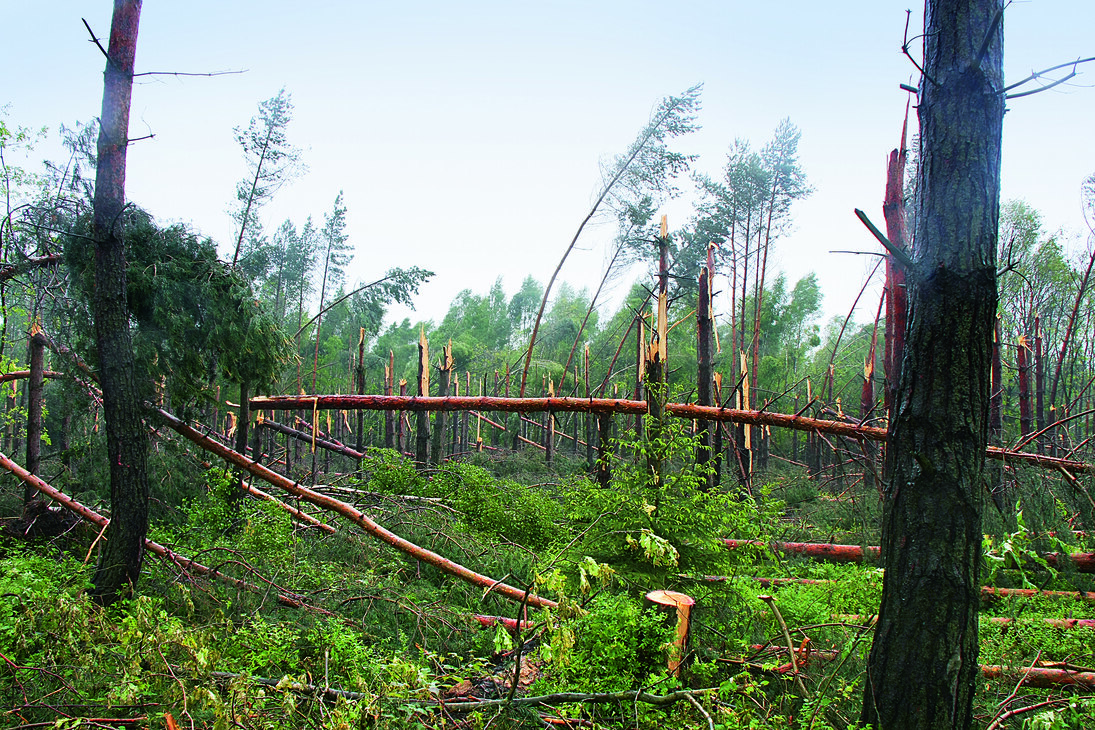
[0,369,62,386]
[686,574,1095,604]
[152,406,557,609]
[0,450,326,613]
[724,539,881,564]
[724,539,1095,573]
[250,394,1095,476]
[257,417,366,460]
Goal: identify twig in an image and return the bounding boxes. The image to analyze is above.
[683,692,714,730]
[1003,56,1095,94]
[83,519,110,564]
[986,698,1077,730]
[759,595,809,697]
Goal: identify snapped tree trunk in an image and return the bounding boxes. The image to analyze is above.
[861,2,1004,728]
[88,0,151,605]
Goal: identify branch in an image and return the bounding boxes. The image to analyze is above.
[975,2,1006,72]
[293,273,401,338]
[133,69,247,78]
[1006,70,1079,100]
[854,208,914,270]
[81,18,109,60]
[1003,56,1095,95]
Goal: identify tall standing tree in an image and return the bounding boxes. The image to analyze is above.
[87,0,151,604]
[519,84,701,396]
[230,89,302,270]
[861,1,1004,727]
[311,192,352,391]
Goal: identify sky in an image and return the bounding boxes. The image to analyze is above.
[6,1,1095,334]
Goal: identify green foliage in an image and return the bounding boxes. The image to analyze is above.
[362,453,561,549]
[62,207,295,401]
[561,414,777,583]
[535,592,675,694]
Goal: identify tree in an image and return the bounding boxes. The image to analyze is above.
[230,89,302,270]
[311,192,351,390]
[519,84,702,395]
[861,1,1004,727]
[87,0,149,604]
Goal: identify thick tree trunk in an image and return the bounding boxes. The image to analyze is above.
[88,0,151,605]
[862,2,1004,728]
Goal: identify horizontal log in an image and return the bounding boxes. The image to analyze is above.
[724,539,881,564]
[0,369,63,386]
[153,407,557,609]
[725,539,1095,573]
[981,664,1095,689]
[685,575,1095,604]
[250,394,1095,475]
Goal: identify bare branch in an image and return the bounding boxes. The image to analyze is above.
[133,69,247,78]
[81,18,109,60]
[1003,56,1095,94]
[854,208,915,270]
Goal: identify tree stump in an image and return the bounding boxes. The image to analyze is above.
[644,590,695,677]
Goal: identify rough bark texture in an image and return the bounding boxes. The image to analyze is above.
[861,2,1004,728]
[696,267,714,489]
[89,0,150,605]
[24,332,46,507]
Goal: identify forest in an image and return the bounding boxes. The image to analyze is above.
[3,2,1095,729]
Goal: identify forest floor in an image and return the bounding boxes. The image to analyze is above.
[2,442,1095,729]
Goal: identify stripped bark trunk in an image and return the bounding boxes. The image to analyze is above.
[1034,317,1045,454]
[989,318,1006,513]
[1018,337,1033,439]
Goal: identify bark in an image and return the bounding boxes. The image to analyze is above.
[430,343,452,466]
[1018,337,1032,437]
[596,412,612,487]
[696,267,714,489]
[415,329,429,464]
[24,331,45,507]
[989,318,1005,511]
[88,0,151,605]
[862,3,1004,726]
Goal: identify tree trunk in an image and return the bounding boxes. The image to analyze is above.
[696,267,714,490]
[89,0,151,605]
[24,331,46,507]
[861,2,1003,728]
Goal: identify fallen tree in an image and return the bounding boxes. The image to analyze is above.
[0,450,328,613]
[152,406,558,609]
[723,539,1095,574]
[249,394,1095,476]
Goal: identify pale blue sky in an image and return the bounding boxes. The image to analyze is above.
[7,1,1095,329]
